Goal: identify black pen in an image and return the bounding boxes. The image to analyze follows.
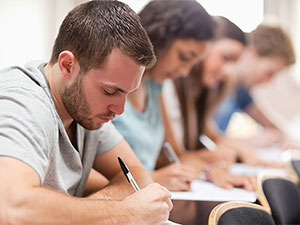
[118,158,177,224]
[163,142,181,164]
[118,157,140,191]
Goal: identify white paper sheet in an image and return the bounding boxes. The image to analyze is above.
[163,220,181,225]
[255,146,283,162]
[171,180,257,202]
[229,163,269,176]
[170,147,286,202]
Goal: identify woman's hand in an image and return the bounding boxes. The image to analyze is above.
[196,147,237,167]
[246,127,281,148]
[208,166,255,191]
[151,163,198,191]
[238,149,284,168]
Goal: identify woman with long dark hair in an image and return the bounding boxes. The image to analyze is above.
[113,2,253,191]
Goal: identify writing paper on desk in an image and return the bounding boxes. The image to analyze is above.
[255,146,282,162]
[163,220,181,225]
[230,163,289,177]
[171,180,257,202]
[229,163,269,176]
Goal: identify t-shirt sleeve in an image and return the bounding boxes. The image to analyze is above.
[0,86,56,182]
[236,85,253,109]
[96,121,123,156]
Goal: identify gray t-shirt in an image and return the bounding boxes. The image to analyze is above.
[0,61,123,197]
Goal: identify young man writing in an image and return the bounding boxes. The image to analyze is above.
[0,1,172,224]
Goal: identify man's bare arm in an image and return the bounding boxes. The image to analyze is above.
[89,139,152,200]
[0,157,171,225]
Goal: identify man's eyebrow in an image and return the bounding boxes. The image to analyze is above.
[103,84,128,94]
[115,86,127,94]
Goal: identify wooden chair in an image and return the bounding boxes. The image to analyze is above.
[256,171,300,225]
[208,201,275,225]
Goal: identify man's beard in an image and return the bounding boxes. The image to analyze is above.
[61,74,102,130]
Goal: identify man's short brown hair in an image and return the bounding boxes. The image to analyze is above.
[249,25,296,65]
[50,0,156,73]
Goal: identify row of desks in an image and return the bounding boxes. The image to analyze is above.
[168,146,289,225]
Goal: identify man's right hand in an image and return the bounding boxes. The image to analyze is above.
[122,183,173,225]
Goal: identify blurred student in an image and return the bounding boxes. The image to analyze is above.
[164,16,268,180]
[0,1,173,224]
[214,25,296,148]
[113,4,254,192]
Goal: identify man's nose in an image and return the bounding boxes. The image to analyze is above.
[108,96,126,115]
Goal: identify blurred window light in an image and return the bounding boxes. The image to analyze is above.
[120,0,149,13]
[197,0,264,32]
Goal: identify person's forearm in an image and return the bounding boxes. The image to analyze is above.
[89,165,152,200]
[216,135,259,165]
[217,136,245,156]
[83,169,110,196]
[4,186,135,225]
[217,135,250,151]
[245,104,278,128]
[179,151,208,172]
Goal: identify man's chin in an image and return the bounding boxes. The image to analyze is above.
[93,123,104,130]
[81,122,104,130]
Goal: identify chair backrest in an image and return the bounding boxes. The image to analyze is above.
[208,201,275,225]
[291,160,300,179]
[256,172,300,225]
[282,149,300,182]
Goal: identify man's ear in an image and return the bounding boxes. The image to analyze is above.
[57,51,79,79]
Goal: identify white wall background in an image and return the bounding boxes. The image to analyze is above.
[251,0,300,139]
[0,0,298,76]
[0,0,75,68]
[0,0,299,137]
